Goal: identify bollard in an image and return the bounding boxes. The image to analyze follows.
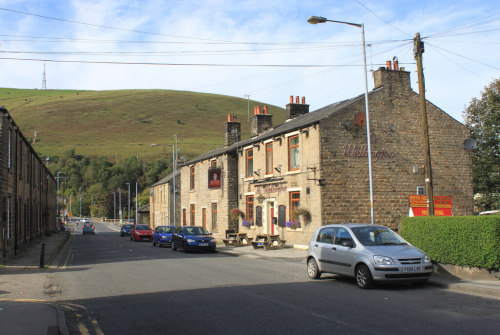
[39,241,46,268]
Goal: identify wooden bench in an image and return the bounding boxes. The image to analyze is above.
[223,238,238,246]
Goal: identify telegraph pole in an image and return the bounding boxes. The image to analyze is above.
[414,33,434,215]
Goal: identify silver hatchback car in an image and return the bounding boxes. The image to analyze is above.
[306,223,433,288]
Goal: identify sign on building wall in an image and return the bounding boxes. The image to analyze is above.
[408,195,452,216]
[208,168,221,189]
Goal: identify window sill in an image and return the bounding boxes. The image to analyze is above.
[285,170,300,175]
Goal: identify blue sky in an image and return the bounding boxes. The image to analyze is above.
[1,0,499,122]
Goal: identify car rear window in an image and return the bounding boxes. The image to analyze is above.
[159,227,174,233]
[135,225,150,230]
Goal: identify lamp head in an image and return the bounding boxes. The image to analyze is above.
[307,16,327,24]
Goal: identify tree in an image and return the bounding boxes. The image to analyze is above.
[463,78,500,210]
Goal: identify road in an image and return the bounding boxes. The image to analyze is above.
[43,221,500,334]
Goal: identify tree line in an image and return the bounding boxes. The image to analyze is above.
[47,149,173,219]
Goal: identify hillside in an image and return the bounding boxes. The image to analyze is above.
[0,88,286,161]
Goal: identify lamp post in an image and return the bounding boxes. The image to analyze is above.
[119,188,122,223]
[113,191,116,224]
[308,16,374,225]
[126,182,131,223]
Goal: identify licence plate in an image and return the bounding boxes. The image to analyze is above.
[402,266,421,272]
[199,243,208,246]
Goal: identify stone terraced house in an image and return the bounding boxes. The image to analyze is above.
[0,106,57,262]
[177,64,474,246]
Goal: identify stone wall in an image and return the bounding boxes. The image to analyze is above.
[319,68,473,229]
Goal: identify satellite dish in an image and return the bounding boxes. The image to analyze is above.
[463,138,477,150]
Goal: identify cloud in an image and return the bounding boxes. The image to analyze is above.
[0,0,499,122]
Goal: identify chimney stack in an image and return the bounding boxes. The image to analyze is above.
[286,96,309,119]
[250,105,273,137]
[225,114,241,146]
[373,57,411,91]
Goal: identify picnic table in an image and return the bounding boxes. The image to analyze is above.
[223,232,252,247]
[250,234,286,250]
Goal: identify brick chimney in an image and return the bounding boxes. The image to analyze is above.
[225,114,241,146]
[286,96,309,119]
[373,57,411,92]
[250,105,273,137]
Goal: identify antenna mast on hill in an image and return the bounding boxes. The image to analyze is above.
[42,63,47,90]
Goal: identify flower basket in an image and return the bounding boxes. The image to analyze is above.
[286,221,301,230]
[291,208,312,224]
[242,219,254,228]
[230,208,245,221]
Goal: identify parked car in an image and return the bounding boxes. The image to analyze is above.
[82,222,95,235]
[152,225,175,247]
[80,218,90,224]
[120,224,134,237]
[172,226,216,253]
[130,224,153,242]
[306,223,433,289]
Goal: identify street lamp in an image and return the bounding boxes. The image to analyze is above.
[308,16,375,225]
[119,188,122,223]
[126,182,131,224]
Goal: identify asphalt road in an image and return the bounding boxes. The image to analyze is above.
[52,221,499,335]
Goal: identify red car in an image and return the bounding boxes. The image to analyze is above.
[130,224,153,242]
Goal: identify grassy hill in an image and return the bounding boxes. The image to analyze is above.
[0,88,286,161]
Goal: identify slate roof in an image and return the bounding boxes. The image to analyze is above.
[151,170,180,187]
[181,89,380,167]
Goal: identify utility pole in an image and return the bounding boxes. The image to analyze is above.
[245,94,250,122]
[414,33,434,216]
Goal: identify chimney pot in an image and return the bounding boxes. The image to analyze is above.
[257,106,261,114]
[289,95,293,103]
[295,96,299,103]
[386,60,392,70]
[264,106,268,114]
[301,97,305,104]
[227,114,232,122]
[393,60,399,71]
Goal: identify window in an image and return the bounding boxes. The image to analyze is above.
[334,228,353,245]
[266,142,273,175]
[289,191,300,220]
[210,160,217,168]
[417,186,425,195]
[245,148,253,178]
[202,208,207,229]
[190,166,195,190]
[246,195,254,222]
[317,227,334,244]
[212,203,218,230]
[190,204,195,225]
[288,135,299,171]
[183,209,187,226]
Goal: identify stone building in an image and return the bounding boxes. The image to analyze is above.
[178,63,474,246]
[0,106,57,262]
[178,116,239,240]
[149,170,180,228]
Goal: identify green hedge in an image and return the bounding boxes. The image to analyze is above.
[400,216,500,270]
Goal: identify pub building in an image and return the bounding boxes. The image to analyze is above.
[178,62,474,247]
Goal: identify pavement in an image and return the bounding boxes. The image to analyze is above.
[0,229,499,335]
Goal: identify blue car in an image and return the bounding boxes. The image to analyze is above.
[120,224,134,237]
[82,223,95,235]
[172,226,216,253]
[152,225,175,247]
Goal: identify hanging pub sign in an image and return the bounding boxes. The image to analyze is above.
[208,168,221,189]
[408,195,452,216]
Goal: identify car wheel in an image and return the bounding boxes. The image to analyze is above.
[172,241,177,251]
[210,248,217,253]
[307,258,321,279]
[120,233,124,237]
[355,264,374,289]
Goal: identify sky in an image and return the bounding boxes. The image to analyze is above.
[1,0,499,123]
